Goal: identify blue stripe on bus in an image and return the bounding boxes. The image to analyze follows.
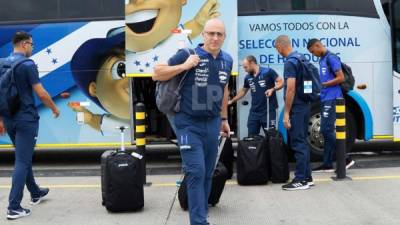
[0,22,86,57]
[347,91,373,141]
[34,62,75,106]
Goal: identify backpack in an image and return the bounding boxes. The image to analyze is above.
[289,53,321,102]
[155,48,195,115]
[326,53,355,93]
[0,56,31,117]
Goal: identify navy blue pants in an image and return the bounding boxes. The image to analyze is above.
[175,113,220,225]
[320,99,350,167]
[247,109,276,136]
[288,104,311,181]
[320,100,336,167]
[4,120,41,210]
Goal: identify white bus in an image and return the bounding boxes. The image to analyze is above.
[237,0,400,158]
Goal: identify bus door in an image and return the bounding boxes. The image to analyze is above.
[392,0,400,141]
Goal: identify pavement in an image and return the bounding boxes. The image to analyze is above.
[1,166,400,225]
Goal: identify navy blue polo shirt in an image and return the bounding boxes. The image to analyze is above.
[319,51,343,101]
[243,66,278,114]
[168,44,233,118]
[8,53,40,121]
[283,51,308,105]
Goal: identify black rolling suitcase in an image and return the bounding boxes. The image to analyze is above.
[237,135,269,185]
[219,137,234,179]
[178,136,230,210]
[264,97,289,183]
[101,127,144,212]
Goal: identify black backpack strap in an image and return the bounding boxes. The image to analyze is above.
[177,48,195,90]
[10,57,33,94]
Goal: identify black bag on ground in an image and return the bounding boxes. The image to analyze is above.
[178,162,229,210]
[101,127,144,212]
[263,97,289,183]
[178,136,230,210]
[237,135,269,185]
[264,128,289,183]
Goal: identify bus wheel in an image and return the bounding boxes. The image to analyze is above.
[308,106,324,160]
[307,104,357,161]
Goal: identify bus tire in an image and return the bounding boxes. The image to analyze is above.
[307,103,356,161]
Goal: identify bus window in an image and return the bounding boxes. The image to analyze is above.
[60,0,104,19]
[394,0,400,73]
[238,0,378,18]
[0,0,123,24]
[0,0,58,23]
[60,0,123,20]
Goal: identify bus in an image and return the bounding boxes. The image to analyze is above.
[0,0,126,148]
[1,0,399,160]
[237,0,400,158]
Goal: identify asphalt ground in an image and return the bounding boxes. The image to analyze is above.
[1,167,400,225]
[0,140,399,224]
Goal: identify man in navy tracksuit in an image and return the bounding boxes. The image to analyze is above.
[0,31,60,220]
[229,55,283,135]
[307,38,355,172]
[153,19,232,225]
[275,35,313,190]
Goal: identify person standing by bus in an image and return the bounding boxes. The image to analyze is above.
[275,35,313,190]
[153,19,232,225]
[229,55,283,135]
[307,38,355,172]
[0,31,60,220]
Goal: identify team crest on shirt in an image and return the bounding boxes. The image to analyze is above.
[322,67,327,75]
[258,80,266,87]
[219,71,228,84]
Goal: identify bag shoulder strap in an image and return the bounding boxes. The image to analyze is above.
[9,57,32,93]
[325,52,341,75]
[177,48,195,90]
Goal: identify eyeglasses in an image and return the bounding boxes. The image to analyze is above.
[24,41,34,47]
[204,31,225,38]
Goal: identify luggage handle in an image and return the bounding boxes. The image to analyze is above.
[216,132,234,167]
[116,126,129,152]
[265,96,278,133]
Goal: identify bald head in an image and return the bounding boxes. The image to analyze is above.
[275,35,293,57]
[204,18,225,33]
[202,18,226,57]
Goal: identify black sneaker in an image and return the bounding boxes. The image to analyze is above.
[282,180,310,191]
[312,164,334,173]
[306,177,315,186]
[7,208,31,220]
[30,187,49,205]
[346,159,355,169]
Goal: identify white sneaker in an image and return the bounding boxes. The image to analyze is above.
[7,208,31,220]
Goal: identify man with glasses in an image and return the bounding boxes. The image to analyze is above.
[0,31,60,220]
[153,19,232,225]
[229,55,283,135]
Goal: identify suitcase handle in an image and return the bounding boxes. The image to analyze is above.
[116,126,129,152]
[264,96,278,134]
